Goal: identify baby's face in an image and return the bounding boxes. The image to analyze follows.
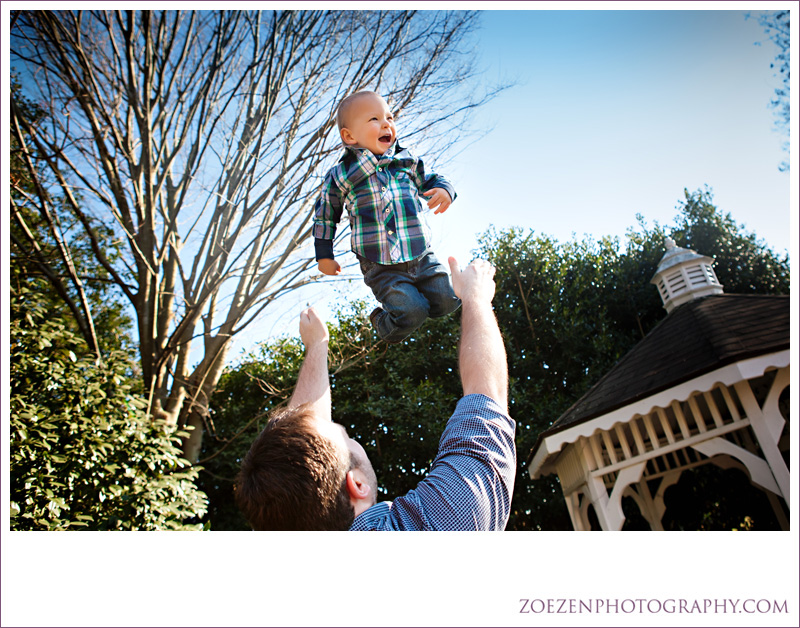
[340,93,397,156]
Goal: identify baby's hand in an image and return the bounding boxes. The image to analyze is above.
[423,188,452,214]
[317,258,342,276]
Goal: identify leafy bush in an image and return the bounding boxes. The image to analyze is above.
[10,284,208,530]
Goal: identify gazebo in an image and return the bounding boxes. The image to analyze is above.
[526,239,790,530]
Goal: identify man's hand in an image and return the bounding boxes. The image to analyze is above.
[423,188,452,214]
[448,257,496,304]
[299,307,329,349]
[290,307,331,418]
[318,258,342,276]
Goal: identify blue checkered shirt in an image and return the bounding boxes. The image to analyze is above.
[349,394,516,531]
[313,141,456,265]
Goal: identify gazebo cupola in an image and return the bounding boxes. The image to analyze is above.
[650,238,723,313]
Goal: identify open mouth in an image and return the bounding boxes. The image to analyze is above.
[379,133,393,144]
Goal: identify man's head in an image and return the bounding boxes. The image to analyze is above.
[235,404,377,530]
[336,90,396,156]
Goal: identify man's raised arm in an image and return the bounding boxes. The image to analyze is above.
[288,307,331,422]
[448,257,508,412]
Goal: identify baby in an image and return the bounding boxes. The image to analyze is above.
[312,90,460,343]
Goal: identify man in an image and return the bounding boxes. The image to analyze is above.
[235,257,516,530]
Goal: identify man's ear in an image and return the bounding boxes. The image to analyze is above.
[345,469,371,501]
[340,127,357,146]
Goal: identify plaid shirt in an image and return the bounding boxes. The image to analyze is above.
[313,141,456,265]
[349,395,516,531]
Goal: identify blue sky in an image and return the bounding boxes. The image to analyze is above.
[247,7,793,350]
[436,9,790,264]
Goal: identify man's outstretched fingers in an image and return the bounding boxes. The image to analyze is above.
[448,256,459,274]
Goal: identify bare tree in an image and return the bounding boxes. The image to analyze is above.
[10,9,501,461]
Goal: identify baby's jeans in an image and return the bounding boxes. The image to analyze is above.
[359,250,461,343]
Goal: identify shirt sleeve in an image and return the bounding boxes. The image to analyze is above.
[351,394,516,531]
[410,154,457,204]
[312,170,344,261]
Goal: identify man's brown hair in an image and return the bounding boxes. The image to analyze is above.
[235,405,355,530]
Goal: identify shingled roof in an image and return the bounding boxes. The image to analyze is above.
[530,293,790,451]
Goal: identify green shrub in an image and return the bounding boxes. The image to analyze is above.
[10,285,208,530]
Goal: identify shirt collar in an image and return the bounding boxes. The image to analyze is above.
[349,501,392,531]
[340,140,404,162]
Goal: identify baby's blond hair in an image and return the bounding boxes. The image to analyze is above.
[336,90,381,130]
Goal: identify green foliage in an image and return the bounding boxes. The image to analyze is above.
[10,283,208,530]
[203,188,789,530]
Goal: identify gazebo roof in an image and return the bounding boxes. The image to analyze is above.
[527,293,790,465]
